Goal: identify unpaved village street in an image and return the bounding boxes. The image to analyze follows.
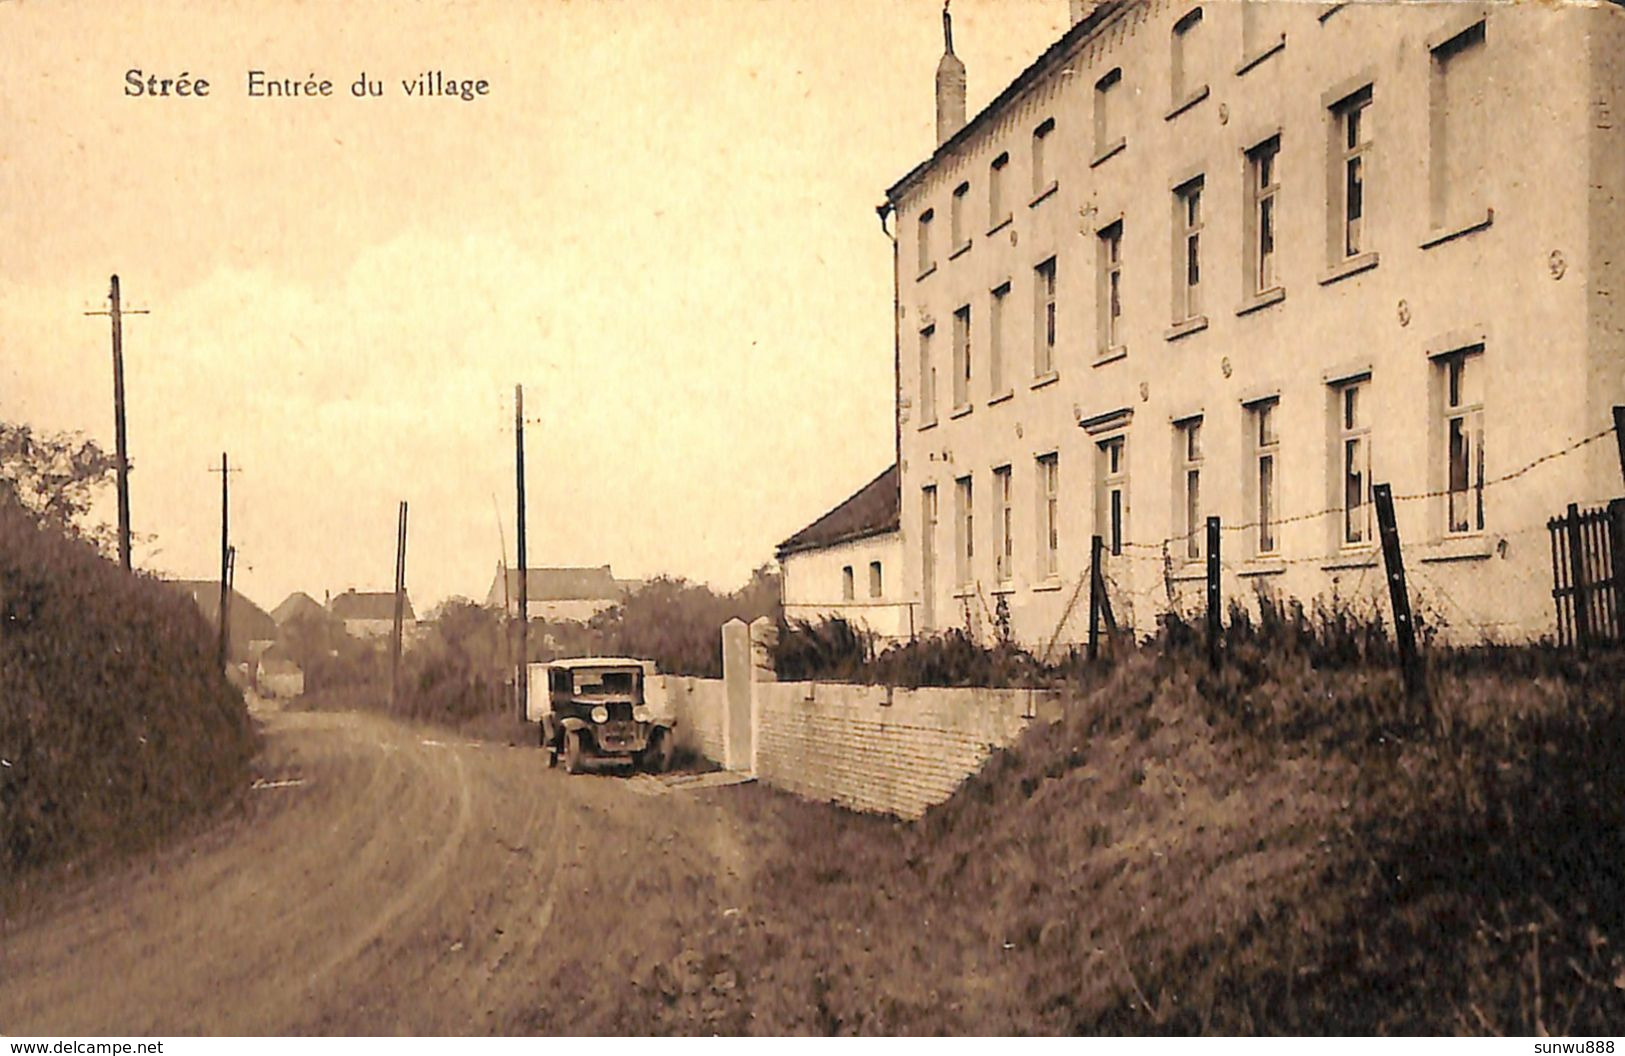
[0,701,759,1035]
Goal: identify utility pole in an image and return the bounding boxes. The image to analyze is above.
[208,453,240,670]
[390,500,409,710]
[515,384,529,724]
[83,275,148,570]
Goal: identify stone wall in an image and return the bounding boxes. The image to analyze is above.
[752,681,1060,819]
[656,621,1062,819]
[648,674,726,763]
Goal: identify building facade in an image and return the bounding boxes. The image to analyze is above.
[329,588,416,639]
[485,565,628,623]
[778,465,911,641]
[885,0,1625,646]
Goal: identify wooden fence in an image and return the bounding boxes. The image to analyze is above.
[1549,499,1625,649]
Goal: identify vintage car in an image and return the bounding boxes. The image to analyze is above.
[526,657,675,774]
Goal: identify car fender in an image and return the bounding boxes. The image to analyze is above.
[558,716,590,733]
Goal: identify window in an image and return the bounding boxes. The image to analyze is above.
[952,305,972,410]
[921,485,938,626]
[1241,0,1285,66]
[951,182,970,251]
[1096,435,1129,556]
[1177,419,1204,561]
[918,325,937,426]
[917,208,935,276]
[1094,68,1124,159]
[1170,7,1207,109]
[989,153,1010,228]
[1247,136,1282,295]
[1034,257,1057,376]
[1032,118,1056,197]
[869,561,884,598]
[990,282,1010,396]
[955,475,974,588]
[841,565,855,601]
[1430,20,1488,230]
[1331,87,1372,261]
[1098,221,1124,355]
[1250,399,1280,555]
[1037,453,1059,577]
[1335,379,1372,546]
[995,465,1013,583]
[1174,178,1204,321]
[1440,348,1485,534]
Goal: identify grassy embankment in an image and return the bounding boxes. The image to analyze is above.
[608,610,1625,1035]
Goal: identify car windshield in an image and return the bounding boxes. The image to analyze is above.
[572,670,639,696]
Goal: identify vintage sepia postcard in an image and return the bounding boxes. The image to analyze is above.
[3,0,1624,1042]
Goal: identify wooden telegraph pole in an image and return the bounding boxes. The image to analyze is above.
[390,500,409,709]
[83,275,148,570]
[514,384,529,724]
[208,453,240,670]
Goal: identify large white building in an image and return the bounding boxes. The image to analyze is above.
[880,0,1625,646]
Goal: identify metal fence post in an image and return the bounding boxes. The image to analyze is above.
[1373,483,1424,703]
[1206,516,1221,671]
[1087,534,1104,662]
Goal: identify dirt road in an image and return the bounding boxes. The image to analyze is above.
[0,701,757,1035]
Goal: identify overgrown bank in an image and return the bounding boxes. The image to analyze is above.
[609,625,1625,1035]
[0,500,257,892]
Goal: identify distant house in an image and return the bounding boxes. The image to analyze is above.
[167,580,279,662]
[485,564,627,623]
[777,465,908,641]
[255,642,306,698]
[271,591,325,627]
[329,588,415,639]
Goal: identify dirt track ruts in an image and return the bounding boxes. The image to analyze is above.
[0,700,753,1035]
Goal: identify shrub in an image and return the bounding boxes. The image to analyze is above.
[0,497,256,881]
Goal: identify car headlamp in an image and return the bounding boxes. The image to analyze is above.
[633,705,652,723]
[591,705,609,724]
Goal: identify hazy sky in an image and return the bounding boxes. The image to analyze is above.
[1,0,1068,613]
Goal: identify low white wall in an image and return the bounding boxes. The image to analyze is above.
[648,675,727,763]
[654,665,1061,820]
[754,682,1060,819]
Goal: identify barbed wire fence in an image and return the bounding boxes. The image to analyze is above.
[1038,415,1625,676]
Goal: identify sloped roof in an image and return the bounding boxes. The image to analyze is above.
[167,580,278,643]
[272,591,325,626]
[491,565,622,603]
[776,465,900,558]
[330,589,415,622]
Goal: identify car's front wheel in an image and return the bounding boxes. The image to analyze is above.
[563,729,586,775]
[643,727,674,773]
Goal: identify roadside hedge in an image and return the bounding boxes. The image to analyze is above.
[0,499,256,881]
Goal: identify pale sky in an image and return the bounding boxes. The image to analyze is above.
[0,0,1069,614]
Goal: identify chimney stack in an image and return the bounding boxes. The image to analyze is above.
[935,2,966,145]
[1070,0,1098,25]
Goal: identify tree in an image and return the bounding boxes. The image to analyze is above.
[0,421,119,554]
